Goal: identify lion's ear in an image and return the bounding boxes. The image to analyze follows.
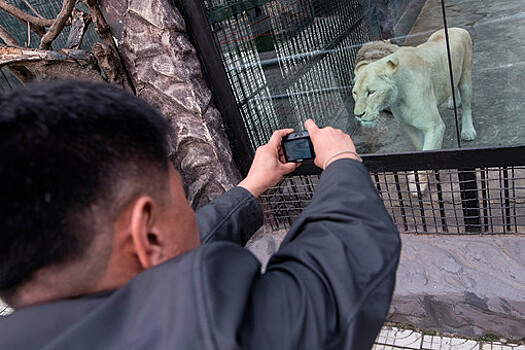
[385,57,399,73]
[354,60,369,73]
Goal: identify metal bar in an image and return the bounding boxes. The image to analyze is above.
[458,169,481,233]
[393,172,408,231]
[383,172,398,226]
[511,167,518,232]
[448,170,460,233]
[374,173,382,194]
[434,171,448,232]
[289,145,525,177]
[414,171,427,232]
[440,0,462,148]
[176,0,255,176]
[427,171,439,231]
[479,168,489,232]
[503,167,512,232]
[260,85,352,101]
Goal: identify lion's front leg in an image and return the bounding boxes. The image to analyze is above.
[408,115,444,197]
[421,122,445,151]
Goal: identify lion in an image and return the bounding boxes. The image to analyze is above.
[352,27,476,149]
[352,28,476,194]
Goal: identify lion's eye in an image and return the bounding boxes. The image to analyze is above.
[366,90,376,97]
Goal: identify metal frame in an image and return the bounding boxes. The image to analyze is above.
[176,0,525,235]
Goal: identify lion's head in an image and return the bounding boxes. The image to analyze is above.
[352,58,399,127]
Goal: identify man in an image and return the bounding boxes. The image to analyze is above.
[0,80,400,349]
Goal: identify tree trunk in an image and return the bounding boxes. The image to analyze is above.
[97,0,241,209]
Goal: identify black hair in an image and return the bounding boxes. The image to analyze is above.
[0,80,170,291]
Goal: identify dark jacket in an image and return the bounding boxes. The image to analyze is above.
[0,159,401,349]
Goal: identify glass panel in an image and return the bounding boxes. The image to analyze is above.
[204,0,485,155]
[444,0,525,149]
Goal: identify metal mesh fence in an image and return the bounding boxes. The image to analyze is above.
[261,163,525,235]
[204,0,376,150]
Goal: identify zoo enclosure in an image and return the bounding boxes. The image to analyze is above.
[178,0,525,235]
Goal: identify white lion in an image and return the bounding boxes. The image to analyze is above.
[352,27,476,151]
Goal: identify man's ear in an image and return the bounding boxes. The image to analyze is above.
[129,196,164,269]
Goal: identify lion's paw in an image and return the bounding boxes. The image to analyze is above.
[461,128,477,141]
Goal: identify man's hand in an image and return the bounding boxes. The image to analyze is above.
[238,129,300,197]
[304,119,359,169]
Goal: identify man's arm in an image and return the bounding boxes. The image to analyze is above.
[197,129,299,246]
[196,187,263,246]
[240,159,401,349]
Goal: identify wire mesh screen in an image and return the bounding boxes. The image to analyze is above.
[261,161,525,235]
[203,0,376,150]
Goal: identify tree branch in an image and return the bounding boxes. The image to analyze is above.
[0,45,104,83]
[0,46,90,66]
[0,24,19,46]
[22,0,46,20]
[39,0,76,50]
[84,0,134,91]
[0,0,54,36]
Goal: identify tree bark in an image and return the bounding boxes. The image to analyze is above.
[98,0,241,209]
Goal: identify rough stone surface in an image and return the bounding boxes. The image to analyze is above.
[247,231,525,341]
[389,234,525,341]
[99,0,241,209]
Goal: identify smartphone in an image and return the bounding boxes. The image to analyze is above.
[281,131,315,163]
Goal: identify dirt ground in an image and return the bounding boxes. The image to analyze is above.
[348,0,525,155]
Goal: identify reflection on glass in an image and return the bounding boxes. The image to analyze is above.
[205,0,524,154]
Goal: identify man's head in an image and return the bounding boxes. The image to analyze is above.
[0,80,199,307]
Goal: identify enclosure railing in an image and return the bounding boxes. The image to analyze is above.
[261,145,525,234]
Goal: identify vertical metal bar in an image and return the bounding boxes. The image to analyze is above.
[393,172,408,231]
[502,167,512,232]
[458,169,481,233]
[427,171,439,231]
[413,171,427,232]
[404,172,418,233]
[511,167,518,232]
[434,171,448,232]
[440,0,462,148]
[374,173,382,195]
[448,170,460,233]
[479,168,489,232]
[383,173,398,226]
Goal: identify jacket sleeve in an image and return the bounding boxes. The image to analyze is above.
[196,186,263,246]
[240,159,401,350]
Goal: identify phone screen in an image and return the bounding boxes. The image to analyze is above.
[283,138,313,162]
